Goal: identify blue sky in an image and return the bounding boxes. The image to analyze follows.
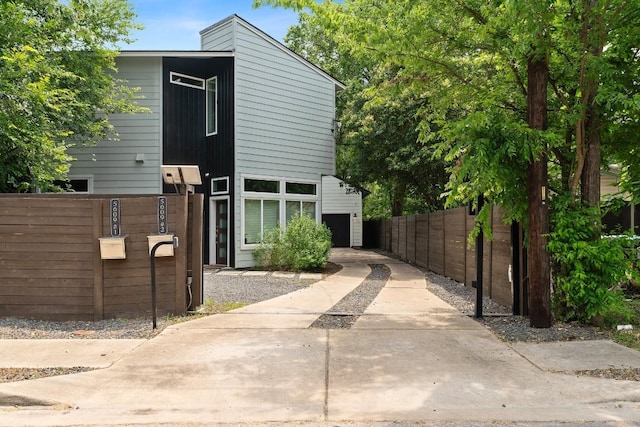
[125,0,301,50]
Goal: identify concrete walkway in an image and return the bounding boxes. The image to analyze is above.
[0,248,639,426]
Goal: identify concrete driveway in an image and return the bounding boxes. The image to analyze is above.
[0,248,638,426]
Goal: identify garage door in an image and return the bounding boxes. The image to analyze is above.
[322,214,351,247]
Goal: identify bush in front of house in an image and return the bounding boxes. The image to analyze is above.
[253,214,332,272]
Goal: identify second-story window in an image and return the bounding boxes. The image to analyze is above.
[206,76,218,136]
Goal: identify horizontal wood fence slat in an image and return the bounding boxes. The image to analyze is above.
[0,193,203,321]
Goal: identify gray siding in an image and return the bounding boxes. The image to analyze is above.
[68,57,163,194]
[235,23,336,267]
[200,19,235,51]
[203,17,338,268]
[322,176,363,247]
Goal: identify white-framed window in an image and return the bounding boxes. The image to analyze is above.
[206,76,218,136]
[244,199,280,244]
[286,200,317,225]
[241,176,319,247]
[286,182,317,195]
[53,175,93,193]
[169,72,205,90]
[211,176,229,195]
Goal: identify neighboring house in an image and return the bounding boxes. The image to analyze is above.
[602,165,638,235]
[321,176,364,248]
[67,15,345,268]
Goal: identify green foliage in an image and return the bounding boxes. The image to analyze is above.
[253,214,332,272]
[336,70,449,216]
[0,0,143,192]
[283,12,448,217]
[257,0,640,225]
[548,193,634,324]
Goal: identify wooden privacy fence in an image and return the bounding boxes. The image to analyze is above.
[367,206,520,310]
[0,194,203,321]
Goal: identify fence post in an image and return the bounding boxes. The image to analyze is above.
[92,199,104,321]
[175,194,188,314]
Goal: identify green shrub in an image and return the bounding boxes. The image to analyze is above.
[253,214,332,272]
[548,194,634,324]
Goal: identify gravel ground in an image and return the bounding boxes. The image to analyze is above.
[423,271,608,342]
[0,268,605,342]
[310,264,390,329]
[0,260,635,383]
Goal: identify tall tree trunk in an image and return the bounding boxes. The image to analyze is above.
[391,179,406,217]
[527,54,551,328]
[579,0,604,209]
[582,111,601,208]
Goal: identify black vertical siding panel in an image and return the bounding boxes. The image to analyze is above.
[163,57,234,265]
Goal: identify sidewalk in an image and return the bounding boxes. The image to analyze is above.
[0,248,638,426]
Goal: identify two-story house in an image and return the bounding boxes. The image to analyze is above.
[67,15,346,268]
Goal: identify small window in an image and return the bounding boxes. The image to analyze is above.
[53,177,92,193]
[286,182,317,195]
[211,177,228,195]
[245,178,279,193]
[170,72,205,90]
[206,77,217,136]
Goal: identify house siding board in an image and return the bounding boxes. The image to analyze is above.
[68,57,163,194]
[231,21,336,268]
[233,25,335,181]
[162,57,235,265]
[200,20,235,51]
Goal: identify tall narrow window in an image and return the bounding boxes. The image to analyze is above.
[206,77,218,136]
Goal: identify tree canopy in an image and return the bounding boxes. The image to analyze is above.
[256,0,640,220]
[256,0,640,326]
[283,9,449,217]
[0,0,142,192]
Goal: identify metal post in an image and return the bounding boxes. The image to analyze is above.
[475,196,484,319]
[150,238,178,329]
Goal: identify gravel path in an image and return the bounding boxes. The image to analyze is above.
[310,264,390,329]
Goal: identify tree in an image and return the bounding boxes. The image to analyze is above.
[284,11,448,217]
[0,0,142,192]
[338,72,448,216]
[255,0,640,326]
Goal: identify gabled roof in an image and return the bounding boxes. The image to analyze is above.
[200,14,345,91]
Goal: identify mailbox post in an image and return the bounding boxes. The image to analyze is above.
[150,236,179,329]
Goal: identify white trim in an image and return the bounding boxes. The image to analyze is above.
[211,176,229,195]
[206,76,218,136]
[240,174,321,250]
[67,175,94,194]
[120,51,234,58]
[169,71,205,90]
[209,196,230,266]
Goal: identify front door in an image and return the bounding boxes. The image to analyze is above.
[210,198,229,266]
